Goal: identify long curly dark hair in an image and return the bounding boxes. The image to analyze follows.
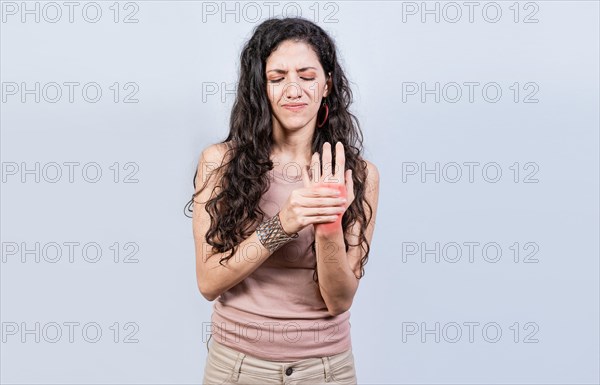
[184,16,374,282]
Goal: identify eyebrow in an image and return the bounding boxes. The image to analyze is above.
[266,67,318,74]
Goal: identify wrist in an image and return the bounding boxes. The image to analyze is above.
[256,211,299,253]
[277,211,296,236]
[314,182,346,236]
[315,220,343,238]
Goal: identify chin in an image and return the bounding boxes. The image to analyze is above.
[276,117,309,129]
[287,120,314,130]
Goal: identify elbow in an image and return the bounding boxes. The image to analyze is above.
[326,289,356,316]
[197,266,221,301]
[327,307,347,317]
[200,289,217,302]
[327,302,351,317]
[199,286,218,302]
[197,281,219,302]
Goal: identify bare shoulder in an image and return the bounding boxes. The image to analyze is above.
[199,141,233,166]
[363,159,380,192]
[195,141,234,194]
[364,159,379,177]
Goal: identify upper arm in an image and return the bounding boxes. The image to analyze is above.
[346,159,380,279]
[192,142,230,295]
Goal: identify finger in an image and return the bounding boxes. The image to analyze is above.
[335,141,345,185]
[306,206,346,217]
[310,151,321,184]
[322,142,334,183]
[307,186,340,198]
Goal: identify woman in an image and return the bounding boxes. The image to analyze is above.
[185,16,379,385]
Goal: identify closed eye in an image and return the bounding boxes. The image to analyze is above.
[269,77,316,83]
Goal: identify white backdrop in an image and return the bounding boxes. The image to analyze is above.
[1,1,599,384]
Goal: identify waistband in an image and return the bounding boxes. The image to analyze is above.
[207,335,354,379]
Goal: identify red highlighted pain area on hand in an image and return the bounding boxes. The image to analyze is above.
[314,182,347,234]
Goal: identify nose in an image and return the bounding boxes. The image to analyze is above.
[283,81,302,100]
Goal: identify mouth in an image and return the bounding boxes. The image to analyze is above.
[282,104,307,111]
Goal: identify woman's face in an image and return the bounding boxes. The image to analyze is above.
[265,40,331,132]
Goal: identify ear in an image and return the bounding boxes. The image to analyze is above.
[324,72,332,96]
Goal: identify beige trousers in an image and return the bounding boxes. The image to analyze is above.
[202,335,358,385]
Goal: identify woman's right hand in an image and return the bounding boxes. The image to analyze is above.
[278,180,347,235]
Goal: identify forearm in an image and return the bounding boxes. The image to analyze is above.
[315,225,358,316]
[197,230,274,301]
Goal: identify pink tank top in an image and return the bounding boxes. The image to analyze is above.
[210,166,352,361]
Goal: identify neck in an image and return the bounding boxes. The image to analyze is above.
[270,120,315,166]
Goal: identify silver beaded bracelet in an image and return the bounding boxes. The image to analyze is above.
[256,211,299,253]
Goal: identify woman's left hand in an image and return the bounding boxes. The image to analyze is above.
[301,141,355,233]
